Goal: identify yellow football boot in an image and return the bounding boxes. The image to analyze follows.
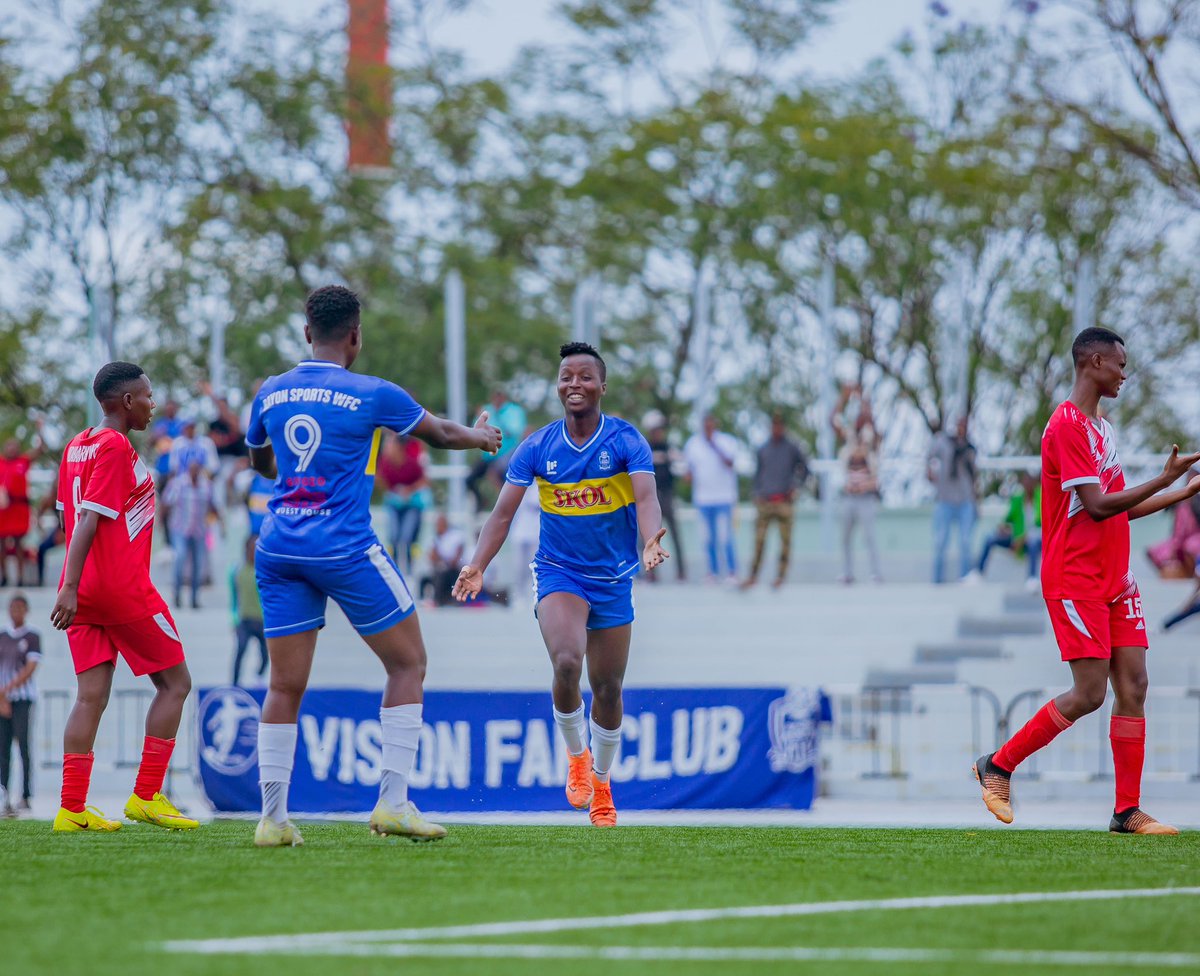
[52,806,122,832]
[125,792,199,830]
[368,799,447,841]
[254,816,304,847]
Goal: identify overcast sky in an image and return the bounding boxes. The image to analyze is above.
[243,0,1012,81]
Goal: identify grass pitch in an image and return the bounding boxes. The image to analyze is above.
[6,820,1199,975]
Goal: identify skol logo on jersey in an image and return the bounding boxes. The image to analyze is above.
[552,484,613,510]
[198,687,261,776]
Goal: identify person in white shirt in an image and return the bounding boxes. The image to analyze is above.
[684,414,740,582]
[425,513,466,606]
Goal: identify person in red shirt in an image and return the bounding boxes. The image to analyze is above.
[49,362,198,833]
[0,423,47,587]
[974,328,1200,835]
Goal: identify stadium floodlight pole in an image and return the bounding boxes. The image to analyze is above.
[571,275,601,349]
[209,317,226,399]
[1073,252,1095,334]
[445,269,468,525]
[817,249,836,551]
[689,258,713,434]
[87,284,115,426]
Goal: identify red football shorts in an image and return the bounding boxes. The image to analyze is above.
[67,610,186,676]
[1046,590,1148,661]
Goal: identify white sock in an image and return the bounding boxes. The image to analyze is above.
[589,718,622,782]
[553,705,589,756]
[258,723,297,823]
[380,703,423,808]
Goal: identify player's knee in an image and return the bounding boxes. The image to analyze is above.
[590,677,622,710]
[548,649,583,684]
[76,689,110,712]
[1117,671,1149,708]
[268,673,308,705]
[1074,684,1108,714]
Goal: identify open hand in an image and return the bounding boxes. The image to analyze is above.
[452,565,484,602]
[642,528,670,571]
[1163,446,1200,482]
[475,411,503,456]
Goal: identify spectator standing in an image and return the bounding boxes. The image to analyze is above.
[928,416,978,583]
[644,411,686,582]
[466,390,527,508]
[0,426,47,587]
[232,458,275,538]
[167,419,220,478]
[230,536,267,686]
[376,434,430,572]
[684,414,740,583]
[968,471,1042,588]
[832,389,884,584]
[151,399,186,441]
[742,413,809,589]
[163,460,219,608]
[422,513,466,606]
[0,593,40,816]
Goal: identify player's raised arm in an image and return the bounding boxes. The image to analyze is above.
[1075,446,1200,522]
[412,410,501,454]
[453,481,526,602]
[631,471,669,571]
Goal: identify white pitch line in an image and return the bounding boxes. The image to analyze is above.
[202,942,1200,968]
[162,886,1200,955]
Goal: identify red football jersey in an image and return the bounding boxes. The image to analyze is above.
[56,427,167,625]
[1040,401,1133,602]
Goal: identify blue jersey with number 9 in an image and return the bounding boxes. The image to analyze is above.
[245,360,425,560]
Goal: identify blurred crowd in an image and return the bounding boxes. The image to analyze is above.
[2,381,1198,625]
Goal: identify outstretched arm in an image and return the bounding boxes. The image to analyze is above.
[452,481,527,601]
[412,410,502,453]
[632,471,669,570]
[1127,473,1200,521]
[1074,447,1200,522]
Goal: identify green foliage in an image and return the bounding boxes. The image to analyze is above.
[0,0,1197,464]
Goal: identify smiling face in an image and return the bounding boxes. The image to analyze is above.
[557,354,605,418]
[1093,341,1128,399]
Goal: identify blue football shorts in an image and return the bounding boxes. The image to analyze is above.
[531,560,635,631]
[256,542,415,638]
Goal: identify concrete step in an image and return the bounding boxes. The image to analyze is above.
[958,614,1045,638]
[1002,590,1045,614]
[915,640,1005,663]
[863,664,958,689]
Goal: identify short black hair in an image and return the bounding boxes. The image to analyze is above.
[9,593,28,609]
[1072,327,1124,366]
[92,361,146,403]
[559,341,606,380]
[305,285,361,341]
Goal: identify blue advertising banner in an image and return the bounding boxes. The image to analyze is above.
[196,686,831,814]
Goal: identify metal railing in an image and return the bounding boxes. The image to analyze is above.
[824,684,1200,783]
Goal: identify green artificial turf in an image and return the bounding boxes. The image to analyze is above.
[5,821,1199,975]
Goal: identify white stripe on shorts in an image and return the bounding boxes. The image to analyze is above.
[367,544,414,614]
[152,612,181,643]
[1062,600,1093,638]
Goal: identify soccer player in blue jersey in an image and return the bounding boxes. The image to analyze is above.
[453,342,669,826]
[245,286,501,847]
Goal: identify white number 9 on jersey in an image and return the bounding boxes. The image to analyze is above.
[284,414,322,472]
